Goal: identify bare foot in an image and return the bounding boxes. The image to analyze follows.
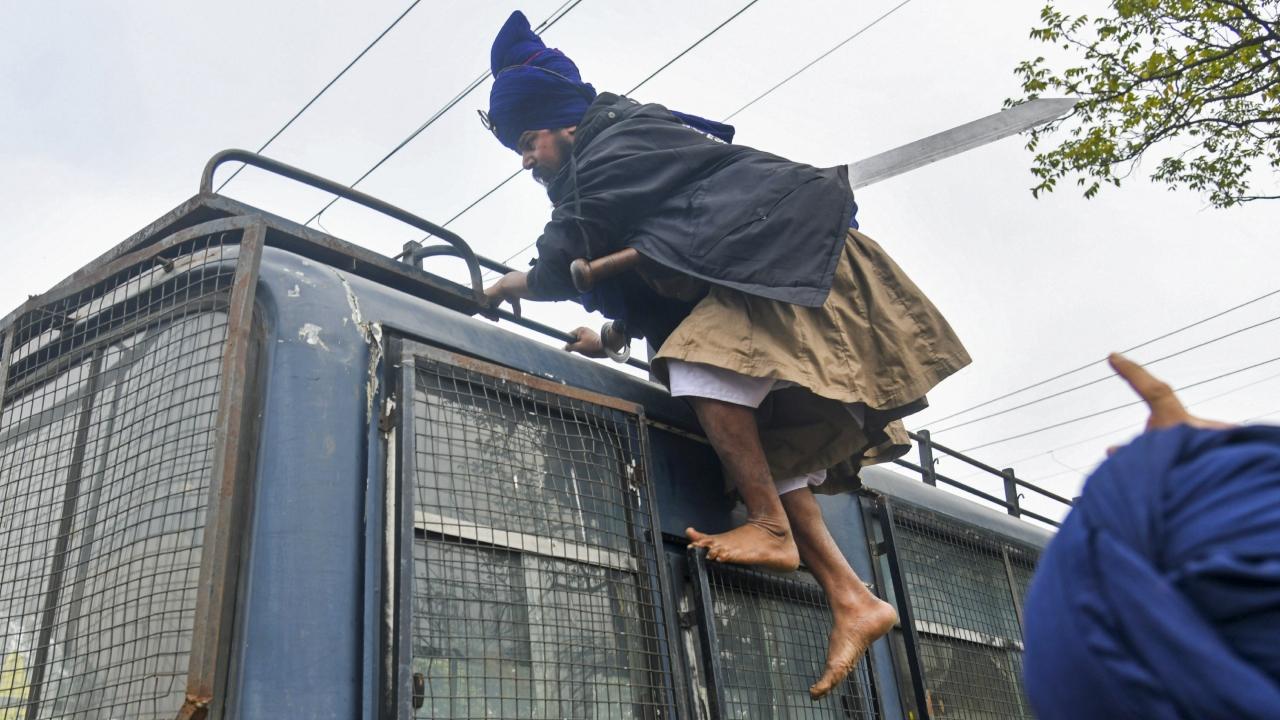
[686,520,800,572]
[810,595,898,699]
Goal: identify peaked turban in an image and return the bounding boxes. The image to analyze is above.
[486,11,734,153]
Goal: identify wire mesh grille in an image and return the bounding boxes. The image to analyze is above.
[409,357,673,719]
[889,505,1037,720]
[702,564,879,719]
[0,233,240,719]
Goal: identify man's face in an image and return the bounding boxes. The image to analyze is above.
[518,127,575,186]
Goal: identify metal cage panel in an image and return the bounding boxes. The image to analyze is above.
[694,558,879,720]
[0,232,243,719]
[406,354,675,719]
[885,504,1038,720]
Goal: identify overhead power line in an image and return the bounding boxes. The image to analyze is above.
[922,286,1280,429]
[959,353,1280,454]
[303,0,587,226]
[216,0,425,193]
[722,0,916,122]
[989,366,1280,482]
[931,311,1280,435]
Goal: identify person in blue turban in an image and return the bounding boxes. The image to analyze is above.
[480,10,972,699]
[1023,354,1280,719]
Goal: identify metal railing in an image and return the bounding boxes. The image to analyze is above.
[894,430,1073,527]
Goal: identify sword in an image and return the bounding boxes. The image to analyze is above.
[845,97,1078,190]
[570,98,1078,295]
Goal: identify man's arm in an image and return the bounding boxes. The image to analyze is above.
[484,270,531,313]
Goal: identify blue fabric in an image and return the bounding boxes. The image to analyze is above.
[488,11,596,152]
[488,11,736,152]
[1023,424,1280,719]
[670,111,735,144]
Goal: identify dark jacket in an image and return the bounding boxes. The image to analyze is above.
[526,93,855,322]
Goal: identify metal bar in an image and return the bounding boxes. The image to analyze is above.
[907,431,1004,476]
[1014,478,1075,507]
[916,429,938,487]
[875,497,931,720]
[199,149,485,301]
[0,330,13,404]
[407,342,645,415]
[182,221,266,717]
[687,547,728,720]
[487,305,653,373]
[1001,548,1026,634]
[635,414,692,720]
[1018,508,1061,528]
[1002,468,1021,518]
[894,458,925,473]
[394,353,416,720]
[23,350,104,720]
[415,509,637,571]
[891,459,1015,511]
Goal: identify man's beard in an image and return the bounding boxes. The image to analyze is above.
[531,134,574,188]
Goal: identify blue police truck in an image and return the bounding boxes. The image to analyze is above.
[0,152,1070,719]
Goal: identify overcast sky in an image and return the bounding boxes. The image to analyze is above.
[3,0,1277,521]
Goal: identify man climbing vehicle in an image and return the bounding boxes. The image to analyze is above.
[481,10,971,699]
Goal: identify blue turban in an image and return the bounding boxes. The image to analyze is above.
[1023,424,1280,719]
[487,11,735,153]
[487,11,596,152]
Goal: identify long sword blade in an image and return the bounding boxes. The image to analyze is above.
[845,98,1077,190]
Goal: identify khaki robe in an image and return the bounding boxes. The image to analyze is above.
[651,228,971,493]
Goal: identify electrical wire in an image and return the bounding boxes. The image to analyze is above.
[931,311,1280,434]
[722,0,915,122]
[946,365,1280,484]
[302,0,587,226]
[922,286,1280,429]
[959,353,1280,454]
[215,0,425,193]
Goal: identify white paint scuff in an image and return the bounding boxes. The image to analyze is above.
[298,323,329,351]
[334,270,384,423]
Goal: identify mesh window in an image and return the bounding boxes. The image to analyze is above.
[409,358,673,719]
[0,234,240,719]
[890,507,1035,720]
[1009,557,1036,609]
[703,565,878,719]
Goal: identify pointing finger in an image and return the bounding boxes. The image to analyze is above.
[1108,353,1188,428]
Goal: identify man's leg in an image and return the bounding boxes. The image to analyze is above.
[780,487,898,700]
[685,397,800,572]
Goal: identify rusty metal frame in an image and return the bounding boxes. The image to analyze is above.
[0,215,266,720]
[178,220,265,720]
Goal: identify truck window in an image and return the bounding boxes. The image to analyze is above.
[1,309,229,719]
[891,508,1036,719]
[408,358,672,718]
